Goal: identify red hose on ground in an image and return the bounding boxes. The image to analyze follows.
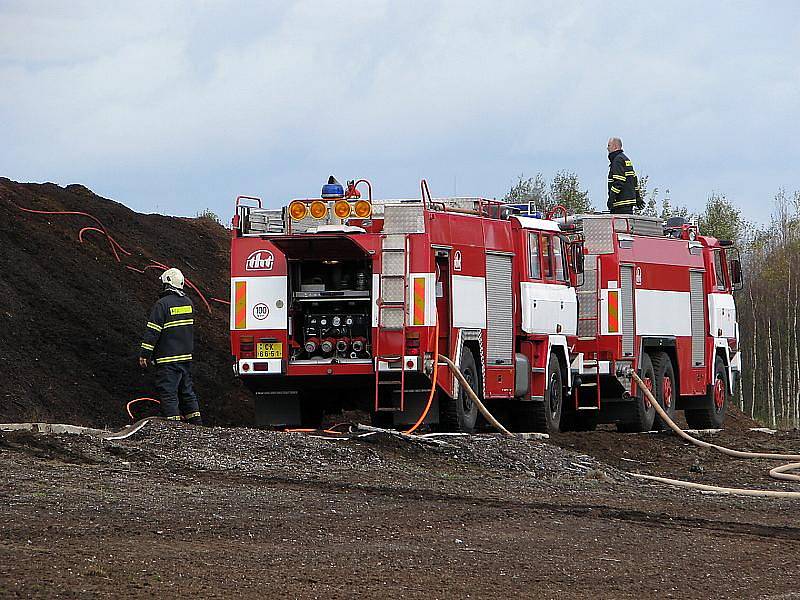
[126,397,160,420]
[78,226,131,256]
[11,203,121,262]
[211,298,231,305]
[13,199,216,314]
[404,321,440,434]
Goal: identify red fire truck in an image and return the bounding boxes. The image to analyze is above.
[229,178,742,433]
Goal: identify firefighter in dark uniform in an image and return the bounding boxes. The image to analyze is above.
[138,268,202,424]
[607,137,644,214]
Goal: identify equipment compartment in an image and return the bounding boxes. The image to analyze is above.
[287,258,373,362]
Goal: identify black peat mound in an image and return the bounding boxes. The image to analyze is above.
[0,178,251,428]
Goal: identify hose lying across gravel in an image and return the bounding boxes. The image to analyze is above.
[438,355,514,437]
[434,362,800,496]
[630,371,800,498]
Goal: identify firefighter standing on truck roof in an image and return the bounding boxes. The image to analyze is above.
[138,268,202,425]
[607,137,644,214]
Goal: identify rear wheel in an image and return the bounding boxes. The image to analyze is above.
[685,355,728,429]
[652,351,677,431]
[617,352,656,432]
[510,400,547,433]
[440,347,480,433]
[254,391,303,428]
[572,411,599,432]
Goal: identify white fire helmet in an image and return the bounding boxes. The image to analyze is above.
[160,268,185,290]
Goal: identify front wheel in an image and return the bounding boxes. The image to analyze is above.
[544,353,565,433]
[685,355,728,429]
[510,352,562,433]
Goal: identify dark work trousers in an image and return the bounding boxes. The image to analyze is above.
[155,363,202,424]
[609,205,635,215]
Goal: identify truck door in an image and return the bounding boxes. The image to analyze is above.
[435,250,451,357]
[523,232,577,335]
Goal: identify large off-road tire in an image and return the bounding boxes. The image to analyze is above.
[440,347,480,433]
[544,353,565,433]
[510,353,563,433]
[617,352,657,433]
[652,351,677,431]
[572,410,599,432]
[299,393,324,429]
[370,410,394,428]
[510,401,547,433]
[685,355,729,429]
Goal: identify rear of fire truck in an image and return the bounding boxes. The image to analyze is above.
[230,179,388,427]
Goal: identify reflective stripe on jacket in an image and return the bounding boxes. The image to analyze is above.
[139,290,195,364]
[607,150,643,213]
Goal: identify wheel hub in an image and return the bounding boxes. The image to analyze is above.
[642,376,653,407]
[714,377,725,411]
[462,369,475,412]
[662,376,673,409]
[549,374,560,415]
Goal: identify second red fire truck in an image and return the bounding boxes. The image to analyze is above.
[229,177,743,433]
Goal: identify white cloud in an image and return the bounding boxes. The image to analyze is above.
[0,0,799,222]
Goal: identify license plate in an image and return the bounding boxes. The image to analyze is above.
[256,342,283,359]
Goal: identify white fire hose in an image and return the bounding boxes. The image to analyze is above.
[438,355,515,437]
[630,371,800,498]
[437,357,800,497]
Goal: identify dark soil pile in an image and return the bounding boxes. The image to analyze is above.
[0,178,252,427]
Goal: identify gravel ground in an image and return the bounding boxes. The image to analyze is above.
[1,421,799,599]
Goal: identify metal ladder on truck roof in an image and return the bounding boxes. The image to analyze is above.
[374,232,409,413]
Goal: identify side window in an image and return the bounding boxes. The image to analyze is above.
[713,250,727,291]
[529,233,541,279]
[542,235,553,279]
[553,239,566,282]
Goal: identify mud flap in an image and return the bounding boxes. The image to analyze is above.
[255,391,301,427]
[391,390,440,427]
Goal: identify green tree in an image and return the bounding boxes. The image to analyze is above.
[550,170,593,214]
[503,173,548,212]
[697,192,742,243]
[503,171,593,214]
[196,208,221,225]
[638,174,659,217]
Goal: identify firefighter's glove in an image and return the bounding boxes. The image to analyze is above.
[139,357,149,369]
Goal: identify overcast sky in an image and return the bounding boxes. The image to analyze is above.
[2,1,799,224]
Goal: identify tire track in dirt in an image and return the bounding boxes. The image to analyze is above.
[179,468,800,542]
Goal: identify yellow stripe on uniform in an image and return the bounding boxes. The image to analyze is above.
[613,198,637,206]
[141,342,155,351]
[155,354,193,364]
[182,411,201,420]
[612,174,626,181]
[624,171,636,176]
[147,322,163,332]
[170,306,193,316]
[624,160,632,166]
[163,319,194,328]
[166,415,182,421]
[610,186,621,193]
